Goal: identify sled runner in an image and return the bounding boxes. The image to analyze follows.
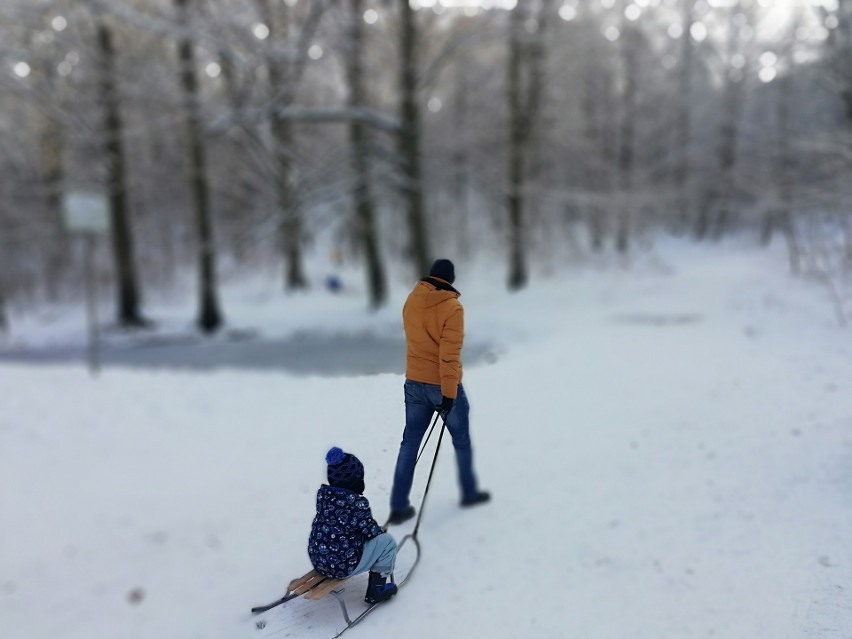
[251,534,421,638]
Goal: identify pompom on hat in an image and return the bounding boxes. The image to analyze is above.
[325,447,365,487]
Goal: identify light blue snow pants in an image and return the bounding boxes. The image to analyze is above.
[350,533,397,578]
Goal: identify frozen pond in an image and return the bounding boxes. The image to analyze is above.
[0,330,497,376]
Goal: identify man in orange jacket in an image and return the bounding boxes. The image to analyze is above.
[388,259,490,525]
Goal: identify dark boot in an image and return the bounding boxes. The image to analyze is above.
[461,491,491,508]
[387,505,415,525]
[364,571,398,604]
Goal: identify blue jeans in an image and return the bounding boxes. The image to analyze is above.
[351,533,397,578]
[390,380,479,512]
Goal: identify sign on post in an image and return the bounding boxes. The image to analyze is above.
[63,191,111,377]
[63,192,111,234]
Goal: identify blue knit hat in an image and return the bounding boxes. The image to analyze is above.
[429,259,455,285]
[326,447,365,486]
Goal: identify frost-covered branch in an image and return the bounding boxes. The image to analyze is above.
[210,105,400,136]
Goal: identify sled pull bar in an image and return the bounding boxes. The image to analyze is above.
[412,415,447,538]
[382,411,444,532]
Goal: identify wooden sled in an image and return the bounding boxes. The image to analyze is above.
[251,534,421,638]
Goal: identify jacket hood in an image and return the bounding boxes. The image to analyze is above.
[409,278,460,310]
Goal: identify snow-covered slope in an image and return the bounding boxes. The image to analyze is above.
[2,243,851,639]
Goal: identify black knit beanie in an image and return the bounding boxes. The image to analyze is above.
[326,447,365,490]
[429,259,455,285]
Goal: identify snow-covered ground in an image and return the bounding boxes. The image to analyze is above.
[2,242,851,639]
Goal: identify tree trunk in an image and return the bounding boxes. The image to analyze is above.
[616,22,639,254]
[774,34,801,274]
[260,0,308,291]
[271,116,308,291]
[175,0,223,333]
[524,0,554,258]
[706,3,749,241]
[832,2,852,266]
[97,19,146,327]
[347,0,386,309]
[835,1,852,120]
[693,193,712,240]
[30,30,67,304]
[38,107,65,303]
[709,76,744,240]
[759,208,775,246]
[843,215,852,266]
[453,58,470,258]
[399,0,431,276]
[582,56,603,250]
[673,0,696,231]
[581,7,606,252]
[0,285,7,333]
[218,49,252,264]
[506,2,528,290]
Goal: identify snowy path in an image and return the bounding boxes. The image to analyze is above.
[2,245,851,639]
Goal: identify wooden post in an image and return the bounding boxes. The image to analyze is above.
[84,233,101,376]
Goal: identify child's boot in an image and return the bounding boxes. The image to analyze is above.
[364,571,397,604]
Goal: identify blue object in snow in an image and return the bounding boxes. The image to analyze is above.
[325,275,343,293]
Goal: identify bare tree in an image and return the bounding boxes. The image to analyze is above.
[673,0,697,231]
[95,16,146,327]
[399,0,431,276]
[2,0,851,324]
[524,0,554,252]
[28,22,69,303]
[759,11,802,276]
[770,72,802,275]
[250,0,333,290]
[175,0,223,333]
[213,32,253,263]
[256,0,307,291]
[346,0,386,309]
[832,0,852,120]
[452,56,470,257]
[506,3,528,288]
[696,1,752,240]
[578,4,612,252]
[826,0,852,262]
[506,1,552,288]
[616,11,640,254]
[0,285,7,332]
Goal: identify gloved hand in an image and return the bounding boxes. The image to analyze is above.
[436,396,454,417]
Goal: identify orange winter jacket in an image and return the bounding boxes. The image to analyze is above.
[403,277,464,399]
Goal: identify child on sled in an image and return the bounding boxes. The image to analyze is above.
[308,447,398,604]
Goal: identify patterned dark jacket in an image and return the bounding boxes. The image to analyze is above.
[308,485,382,579]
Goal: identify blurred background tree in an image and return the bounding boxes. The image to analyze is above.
[0,0,850,330]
